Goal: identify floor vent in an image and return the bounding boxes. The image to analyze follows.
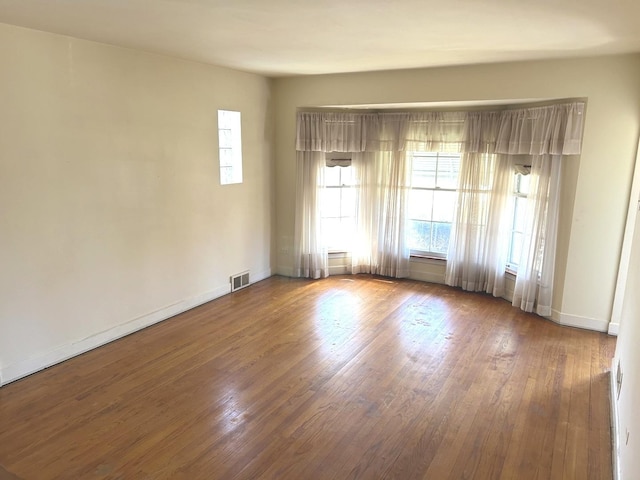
[231,271,250,292]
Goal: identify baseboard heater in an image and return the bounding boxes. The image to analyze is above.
[231,271,250,292]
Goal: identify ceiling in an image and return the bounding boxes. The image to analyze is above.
[1,0,639,77]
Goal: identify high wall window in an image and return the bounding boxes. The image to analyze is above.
[408,152,461,257]
[321,163,356,251]
[218,110,243,185]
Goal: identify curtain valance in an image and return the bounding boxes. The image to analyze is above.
[495,103,585,155]
[296,102,585,156]
[296,111,466,153]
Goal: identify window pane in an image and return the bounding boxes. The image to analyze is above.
[220,166,234,184]
[323,218,341,248]
[432,190,456,222]
[336,218,355,248]
[218,109,236,129]
[408,220,432,251]
[411,155,437,188]
[324,166,341,186]
[218,110,242,185]
[516,173,531,194]
[322,189,342,217]
[219,148,234,167]
[408,189,434,220]
[431,222,451,254]
[218,128,233,148]
[340,166,354,185]
[342,187,356,217]
[323,217,356,250]
[436,155,460,189]
[510,232,523,265]
[514,197,528,232]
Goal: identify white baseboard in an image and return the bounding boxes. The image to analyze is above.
[608,322,620,336]
[1,269,272,386]
[408,257,446,285]
[549,309,610,332]
[408,270,446,285]
[329,265,350,275]
[276,265,295,277]
[610,359,621,480]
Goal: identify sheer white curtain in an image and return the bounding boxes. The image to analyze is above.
[293,148,411,280]
[445,111,511,295]
[445,103,584,315]
[293,151,328,279]
[294,111,464,280]
[499,104,582,315]
[293,104,585,308]
[445,152,513,295]
[351,151,411,278]
[512,154,562,315]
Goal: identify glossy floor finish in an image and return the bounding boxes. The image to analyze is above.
[0,275,615,479]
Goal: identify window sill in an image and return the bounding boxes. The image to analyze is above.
[410,254,446,265]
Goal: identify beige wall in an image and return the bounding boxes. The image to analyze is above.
[614,207,640,479]
[273,54,640,332]
[3,23,638,471]
[2,19,640,477]
[0,23,274,384]
[612,139,640,480]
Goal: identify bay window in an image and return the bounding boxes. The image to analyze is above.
[295,104,585,316]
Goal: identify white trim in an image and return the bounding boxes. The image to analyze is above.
[409,255,446,265]
[611,359,621,480]
[276,265,295,277]
[408,270,446,285]
[608,322,620,336]
[503,274,516,303]
[408,256,446,284]
[329,265,350,275]
[0,269,272,386]
[549,309,609,332]
[611,135,640,335]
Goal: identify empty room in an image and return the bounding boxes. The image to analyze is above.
[1,1,640,479]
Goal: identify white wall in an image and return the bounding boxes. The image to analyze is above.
[612,139,640,480]
[273,54,640,332]
[0,23,274,384]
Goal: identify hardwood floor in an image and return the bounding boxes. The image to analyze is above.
[0,275,615,479]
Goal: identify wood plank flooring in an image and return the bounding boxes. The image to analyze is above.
[0,275,616,479]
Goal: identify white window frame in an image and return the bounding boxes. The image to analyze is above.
[408,152,461,259]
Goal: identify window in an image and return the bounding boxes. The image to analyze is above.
[321,163,356,251]
[506,170,531,271]
[218,110,242,185]
[408,152,461,257]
